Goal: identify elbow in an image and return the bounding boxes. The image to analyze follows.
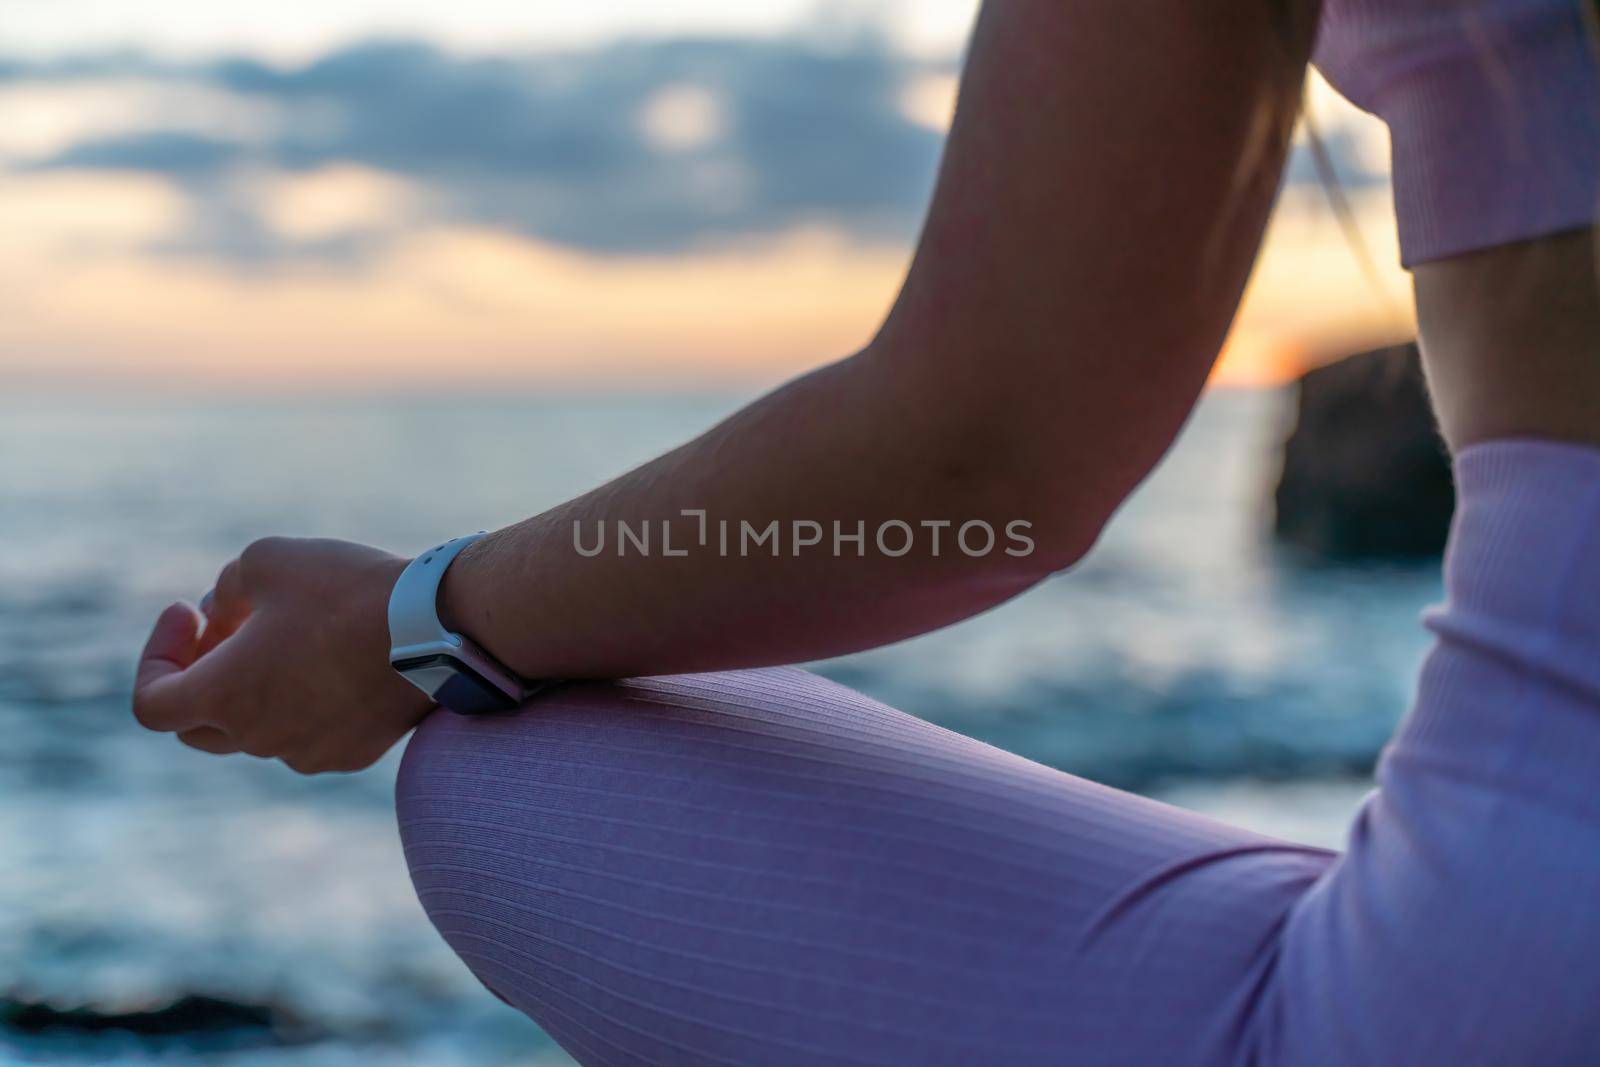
[850,339,1136,581]
[981,484,1114,585]
[912,421,1117,583]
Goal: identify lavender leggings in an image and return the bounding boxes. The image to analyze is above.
[396,441,1600,1065]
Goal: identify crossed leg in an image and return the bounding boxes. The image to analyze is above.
[396,667,1330,1067]
[398,444,1600,1067]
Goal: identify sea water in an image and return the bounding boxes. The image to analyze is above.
[0,387,1440,1065]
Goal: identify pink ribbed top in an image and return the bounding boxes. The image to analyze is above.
[1315,0,1600,266]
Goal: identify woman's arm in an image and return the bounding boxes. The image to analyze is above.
[439,0,1317,679]
[1313,0,1600,452]
[1414,229,1600,452]
[133,0,1317,771]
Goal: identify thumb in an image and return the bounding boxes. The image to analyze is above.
[133,602,201,729]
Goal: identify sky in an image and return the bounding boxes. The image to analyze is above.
[0,1,1411,393]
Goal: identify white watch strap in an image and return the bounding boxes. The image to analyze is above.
[387,532,486,652]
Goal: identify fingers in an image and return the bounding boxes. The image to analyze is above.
[133,602,205,733]
[132,608,246,734]
[177,726,239,755]
[134,539,292,747]
[134,602,201,697]
[197,537,297,654]
[135,536,409,773]
[198,557,251,656]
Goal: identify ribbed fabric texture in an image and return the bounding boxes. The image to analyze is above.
[398,439,1600,1066]
[1314,0,1600,266]
[1271,439,1600,1066]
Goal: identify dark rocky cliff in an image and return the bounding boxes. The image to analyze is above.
[1274,343,1455,561]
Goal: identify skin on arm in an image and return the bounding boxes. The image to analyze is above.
[131,0,1320,772]
[1414,227,1600,452]
[438,0,1319,679]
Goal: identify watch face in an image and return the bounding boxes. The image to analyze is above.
[392,653,520,715]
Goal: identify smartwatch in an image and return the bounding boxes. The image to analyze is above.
[388,533,535,714]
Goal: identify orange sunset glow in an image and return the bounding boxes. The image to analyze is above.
[1,18,1405,394]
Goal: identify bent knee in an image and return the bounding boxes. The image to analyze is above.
[396,665,836,814]
[395,665,867,868]
[396,675,692,1019]
[395,667,903,897]
[395,668,885,1040]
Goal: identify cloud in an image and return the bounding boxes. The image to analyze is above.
[43,129,244,172]
[17,36,950,258]
[7,35,1388,266]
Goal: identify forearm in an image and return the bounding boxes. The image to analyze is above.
[132,0,1321,773]
[439,351,1077,681]
[441,0,1318,681]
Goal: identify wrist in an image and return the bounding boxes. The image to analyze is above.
[433,535,534,679]
[434,529,563,682]
[434,536,483,637]
[361,554,437,721]
[390,533,541,714]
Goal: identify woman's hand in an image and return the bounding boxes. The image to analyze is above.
[132,537,435,774]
